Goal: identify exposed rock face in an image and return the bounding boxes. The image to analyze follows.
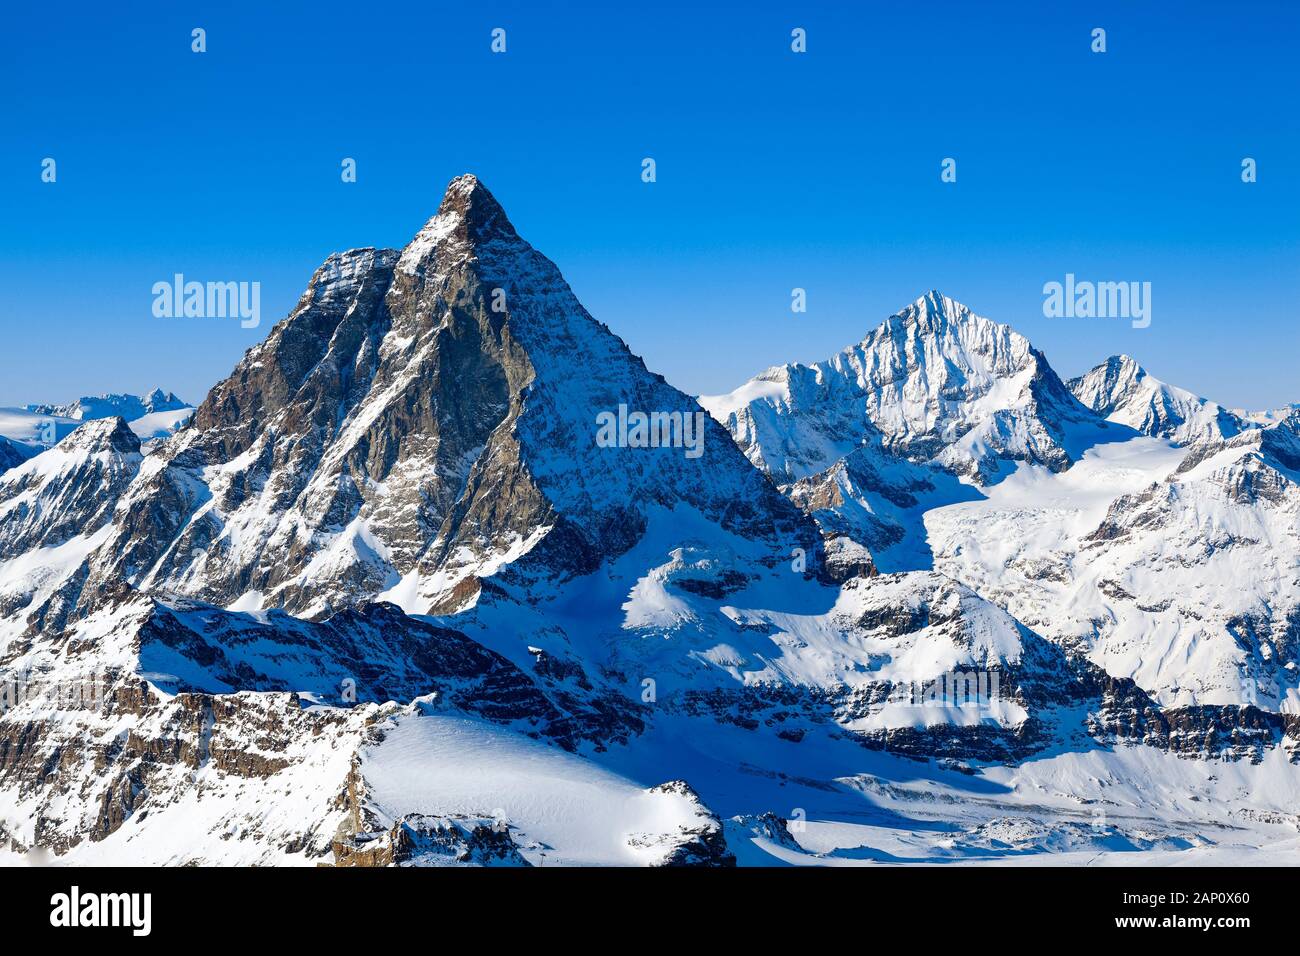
[332,813,531,867]
[745,812,803,849]
[0,418,142,559]
[133,597,644,750]
[0,681,366,860]
[630,781,735,867]
[5,579,644,756]
[1068,354,1242,444]
[55,176,813,623]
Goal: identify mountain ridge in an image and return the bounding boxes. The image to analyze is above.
[1067,353,1242,444]
[1,179,1298,867]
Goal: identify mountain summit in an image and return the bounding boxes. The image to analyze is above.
[1067,354,1241,444]
[58,175,814,621]
[396,173,519,273]
[2,186,1299,867]
[702,290,1102,485]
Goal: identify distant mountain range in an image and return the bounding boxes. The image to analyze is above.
[706,294,1300,712]
[1,177,1296,867]
[0,389,192,461]
[23,387,188,422]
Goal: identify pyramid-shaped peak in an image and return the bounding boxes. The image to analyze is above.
[848,291,1036,368]
[62,416,141,455]
[915,289,961,312]
[437,174,516,237]
[1071,355,1151,396]
[398,174,521,275]
[871,291,1004,344]
[1102,354,1144,374]
[896,290,980,325]
[440,173,489,205]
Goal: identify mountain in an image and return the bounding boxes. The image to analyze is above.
[1068,354,1242,444]
[48,175,812,625]
[701,291,1108,487]
[2,183,1299,867]
[25,388,188,422]
[0,389,193,453]
[700,292,1118,570]
[0,418,143,563]
[927,413,1300,711]
[707,295,1300,712]
[1236,403,1300,427]
[0,437,35,476]
[0,176,834,862]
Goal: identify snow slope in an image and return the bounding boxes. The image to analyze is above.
[926,427,1300,709]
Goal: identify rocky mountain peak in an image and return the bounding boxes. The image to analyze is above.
[0,415,144,562]
[1068,354,1241,444]
[59,415,142,455]
[1071,354,1144,407]
[55,174,813,621]
[397,175,521,277]
[437,174,515,236]
[140,388,186,411]
[896,289,974,328]
[867,290,1031,367]
[705,291,1094,486]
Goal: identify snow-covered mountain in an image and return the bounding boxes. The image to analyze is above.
[926,418,1300,711]
[25,387,188,422]
[0,418,143,563]
[0,388,193,454]
[1068,354,1242,444]
[701,291,1108,486]
[50,175,811,625]
[699,292,1121,571]
[705,292,1300,717]
[1,182,1298,867]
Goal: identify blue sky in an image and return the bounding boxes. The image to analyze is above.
[2,0,1296,409]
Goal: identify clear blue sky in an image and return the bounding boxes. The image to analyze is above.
[2,0,1296,409]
